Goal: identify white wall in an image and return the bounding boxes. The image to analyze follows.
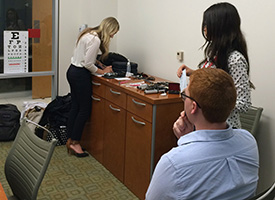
[116,0,275,192]
[58,0,275,192]
[58,0,118,95]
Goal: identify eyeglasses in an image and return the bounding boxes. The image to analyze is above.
[181,92,201,108]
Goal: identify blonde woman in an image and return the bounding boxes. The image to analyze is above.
[66,17,119,157]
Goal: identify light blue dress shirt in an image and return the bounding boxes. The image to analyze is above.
[146,127,259,200]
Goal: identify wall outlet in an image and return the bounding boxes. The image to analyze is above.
[177,51,184,62]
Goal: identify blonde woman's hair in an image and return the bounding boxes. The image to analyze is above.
[76,17,119,60]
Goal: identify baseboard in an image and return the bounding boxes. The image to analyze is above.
[0,90,32,99]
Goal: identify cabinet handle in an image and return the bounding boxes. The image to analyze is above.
[110,88,121,95]
[92,81,101,86]
[109,104,120,112]
[131,116,146,126]
[92,95,101,101]
[132,98,146,106]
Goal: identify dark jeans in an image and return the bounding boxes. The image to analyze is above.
[66,64,92,141]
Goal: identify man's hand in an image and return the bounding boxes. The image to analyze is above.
[173,111,194,139]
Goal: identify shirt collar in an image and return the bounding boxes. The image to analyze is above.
[90,31,98,37]
[177,126,234,146]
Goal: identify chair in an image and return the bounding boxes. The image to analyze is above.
[4,118,57,200]
[248,182,275,200]
[240,106,263,136]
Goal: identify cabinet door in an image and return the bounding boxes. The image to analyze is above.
[103,100,126,182]
[82,94,105,163]
[124,112,152,200]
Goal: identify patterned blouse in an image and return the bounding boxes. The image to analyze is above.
[200,51,252,128]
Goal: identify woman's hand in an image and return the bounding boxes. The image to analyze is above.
[102,66,113,73]
[96,60,106,69]
[96,66,113,74]
[177,64,194,78]
[173,111,194,139]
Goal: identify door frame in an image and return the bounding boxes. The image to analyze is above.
[0,0,59,98]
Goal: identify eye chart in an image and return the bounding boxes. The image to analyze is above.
[4,31,28,73]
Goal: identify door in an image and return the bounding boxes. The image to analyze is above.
[103,100,126,183]
[82,94,105,163]
[124,112,152,199]
[32,0,52,98]
[0,0,57,99]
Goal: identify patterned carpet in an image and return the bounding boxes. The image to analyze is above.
[0,141,139,200]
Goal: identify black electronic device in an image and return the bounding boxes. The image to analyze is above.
[102,72,126,79]
[138,82,169,94]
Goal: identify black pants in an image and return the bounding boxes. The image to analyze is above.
[66,64,92,141]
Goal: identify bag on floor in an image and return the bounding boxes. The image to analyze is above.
[24,106,45,133]
[46,125,67,146]
[0,104,20,141]
[36,93,71,145]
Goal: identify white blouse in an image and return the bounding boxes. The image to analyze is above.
[71,32,100,74]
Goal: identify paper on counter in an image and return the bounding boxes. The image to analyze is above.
[115,77,131,81]
[180,69,188,92]
[129,81,144,87]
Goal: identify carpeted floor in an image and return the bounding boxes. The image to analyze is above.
[0,141,139,200]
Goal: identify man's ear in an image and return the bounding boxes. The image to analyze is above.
[190,101,199,114]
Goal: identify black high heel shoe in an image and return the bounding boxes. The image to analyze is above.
[66,138,87,153]
[68,141,89,158]
[68,148,89,157]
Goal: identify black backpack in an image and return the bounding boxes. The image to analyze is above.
[0,104,21,141]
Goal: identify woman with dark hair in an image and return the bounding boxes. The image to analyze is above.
[177,2,252,129]
[6,8,25,30]
[66,17,119,157]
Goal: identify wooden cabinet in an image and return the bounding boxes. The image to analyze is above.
[81,75,183,199]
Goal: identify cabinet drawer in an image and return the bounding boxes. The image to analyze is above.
[92,80,105,97]
[105,86,127,109]
[127,96,153,122]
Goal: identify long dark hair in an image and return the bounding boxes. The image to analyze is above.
[200,3,249,75]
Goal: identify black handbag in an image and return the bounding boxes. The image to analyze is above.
[99,52,138,75]
[112,61,138,75]
[101,52,128,66]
